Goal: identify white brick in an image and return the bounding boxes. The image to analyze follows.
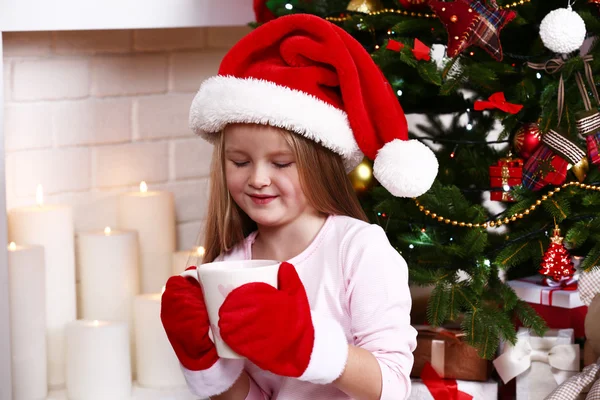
[13,59,89,101]
[54,30,132,55]
[53,98,132,147]
[206,26,252,48]
[4,62,11,101]
[173,137,213,179]
[94,141,168,187]
[134,28,205,51]
[13,148,91,196]
[177,220,204,251]
[135,93,195,140]
[4,103,53,151]
[91,54,167,97]
[3,32,52,57]
[170,50,225,92]
[163,179,209,222]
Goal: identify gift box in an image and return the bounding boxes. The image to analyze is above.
[494,328,580,400]
[507,276,587,337]
[410,326,493,382]
[489,157,523,202]
[409,368,499,400]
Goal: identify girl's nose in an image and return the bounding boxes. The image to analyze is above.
[248,164,271,188]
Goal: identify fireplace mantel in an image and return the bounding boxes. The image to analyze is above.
[0,2,253,397]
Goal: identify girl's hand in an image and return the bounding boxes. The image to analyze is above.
[218,262,348,384]
[160,267,219,371]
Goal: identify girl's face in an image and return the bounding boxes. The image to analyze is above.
[223,124,314,229]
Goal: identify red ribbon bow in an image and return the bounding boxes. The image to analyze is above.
[413,38,431,61]
[387,39,404,52]
[421,362,473,400]
[474,92,523,114]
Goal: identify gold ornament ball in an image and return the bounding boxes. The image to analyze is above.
[347,0,384,13]
[349,160,375,192]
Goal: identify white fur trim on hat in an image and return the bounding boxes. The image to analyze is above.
[373,139,438,198]
[189,75,364,171]
[298,311,348,384]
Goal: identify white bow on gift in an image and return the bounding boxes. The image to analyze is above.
[494,329,580,385]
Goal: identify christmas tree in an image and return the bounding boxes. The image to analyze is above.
[254,0,600,358]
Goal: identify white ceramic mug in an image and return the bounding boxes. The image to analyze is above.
[181,259,280,359]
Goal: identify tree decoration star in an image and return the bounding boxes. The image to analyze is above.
[427,0,516,61]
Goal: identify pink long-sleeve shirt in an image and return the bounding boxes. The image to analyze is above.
[218,214,417,400]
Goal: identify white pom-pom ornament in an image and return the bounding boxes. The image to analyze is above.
[539,6,586,54]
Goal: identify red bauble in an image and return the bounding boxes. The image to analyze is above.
[395,0,428,10]
[513,123,543,160]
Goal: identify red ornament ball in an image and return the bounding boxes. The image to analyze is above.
[513,123,542,160]
[395,0,428,10]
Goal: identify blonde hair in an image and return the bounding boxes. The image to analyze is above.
[202,125,368,263]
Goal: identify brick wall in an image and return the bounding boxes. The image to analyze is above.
[3,26,252,250]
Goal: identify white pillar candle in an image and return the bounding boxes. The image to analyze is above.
[8,187,76,388]
[66,320,131,400]
[8,242,47,400]
[117,182,175,293]
[77,227,140,373]
[134,293,186,388]
[172,246,205,276]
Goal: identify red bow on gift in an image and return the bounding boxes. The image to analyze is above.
[421,362,473,400]
[474,92,523,114]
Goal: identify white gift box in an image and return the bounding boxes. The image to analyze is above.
[494,328,581,400]
[507,276,583,308]
[408,378,498,399]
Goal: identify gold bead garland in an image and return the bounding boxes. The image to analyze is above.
[326,0,531,22]
[413,181,598,229]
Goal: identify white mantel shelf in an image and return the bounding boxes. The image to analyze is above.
[0,1,254,398]
[0,0,255,31]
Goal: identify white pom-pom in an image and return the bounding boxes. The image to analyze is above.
[373,139,438,198]
[539,7,586,54]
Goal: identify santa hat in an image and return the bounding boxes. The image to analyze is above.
[189,14,438,198]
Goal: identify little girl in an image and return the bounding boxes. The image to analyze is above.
[161,13,438,400]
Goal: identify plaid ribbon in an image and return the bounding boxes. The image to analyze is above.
[577,112,600,165]
[468,0,515,61]
[545,361,600,400]
[579,268,600,306]
[522,145,570,191]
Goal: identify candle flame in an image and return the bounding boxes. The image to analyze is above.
[196,246,206,257]
[92,320,99,326]
[36,184,44,206]
[104,227,112,235]
[357,164,371,180]
[8,242,16,251]
[140,181,148,193]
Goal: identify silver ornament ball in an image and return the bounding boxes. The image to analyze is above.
[539,7,586,54]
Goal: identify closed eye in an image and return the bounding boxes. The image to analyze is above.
[232,161,249,167]
[273,162,292,169]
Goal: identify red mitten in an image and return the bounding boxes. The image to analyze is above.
[160,267,218,371]
[218,262,348,384]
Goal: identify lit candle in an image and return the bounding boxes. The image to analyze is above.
[171,246,205,276]
[8,184,76,388]
[8,242,47,400]
[66,320,132,400]
[134,288,186,388]
[117,182,176,293]
[76,227,140,373]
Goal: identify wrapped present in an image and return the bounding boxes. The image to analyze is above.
[411,325,492,382]
[494,328,581,400]
[489,157,523,202]
[507,276,587,337]
[409,363,499,400]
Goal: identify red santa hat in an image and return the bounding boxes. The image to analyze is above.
[189,14,438,198]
